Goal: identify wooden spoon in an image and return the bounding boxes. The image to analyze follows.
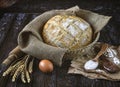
[84,43,108,70]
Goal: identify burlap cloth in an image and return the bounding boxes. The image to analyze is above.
[68,43,120,81]
[17,6,119,80]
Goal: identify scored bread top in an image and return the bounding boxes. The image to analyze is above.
[42,15,93,50]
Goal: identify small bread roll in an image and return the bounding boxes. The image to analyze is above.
[42,15,93,50]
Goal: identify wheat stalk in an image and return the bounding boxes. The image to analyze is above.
[28,58,34,74]
[12,64,24,82]
[21,71,26,83]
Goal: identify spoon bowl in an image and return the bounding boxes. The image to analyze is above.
[84,43,108,70]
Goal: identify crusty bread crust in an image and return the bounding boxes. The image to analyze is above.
[42,15,93,50]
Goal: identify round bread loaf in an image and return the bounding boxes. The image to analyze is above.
[42,15,93,50]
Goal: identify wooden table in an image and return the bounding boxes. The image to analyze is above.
[0,0,120,87]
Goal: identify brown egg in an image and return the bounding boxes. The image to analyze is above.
[39,59,53,73]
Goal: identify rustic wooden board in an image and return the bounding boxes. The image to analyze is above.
[0,0,120,87]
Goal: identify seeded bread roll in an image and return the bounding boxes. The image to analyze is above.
[42,15,93,50]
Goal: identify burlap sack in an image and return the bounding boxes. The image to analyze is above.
[18,6,111,67]
[68,43,120,81]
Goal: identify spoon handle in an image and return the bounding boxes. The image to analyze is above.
[94,43,108,60]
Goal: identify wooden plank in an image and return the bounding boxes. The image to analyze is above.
[0,0,120,86]
[0,0,119,13]
[0,13,16,47]
[0,13,35,87]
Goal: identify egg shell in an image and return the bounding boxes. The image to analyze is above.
[39,59,53,73]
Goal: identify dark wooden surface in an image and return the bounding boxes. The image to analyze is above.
[0,0,120,87]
